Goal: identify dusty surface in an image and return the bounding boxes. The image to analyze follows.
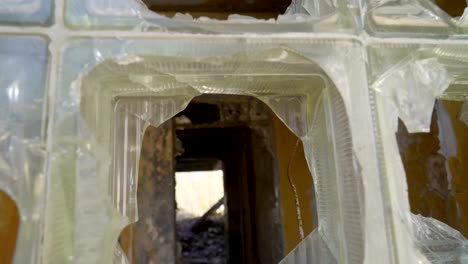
[177,216,227,264]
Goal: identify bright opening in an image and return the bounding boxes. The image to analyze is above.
[175,170,225,219]
[175,170,226,263]
[119,94,319,263]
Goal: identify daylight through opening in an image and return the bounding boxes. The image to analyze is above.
[175,170,226,263]
[119,94,317,264]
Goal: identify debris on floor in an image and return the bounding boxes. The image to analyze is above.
[177,216,227,264]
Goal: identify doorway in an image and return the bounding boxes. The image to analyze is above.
[173,95,284,264]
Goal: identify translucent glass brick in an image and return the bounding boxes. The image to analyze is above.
[64,0,358,33]
[0,0,467,263]
[0,35,48,264]
[0,0,52,25]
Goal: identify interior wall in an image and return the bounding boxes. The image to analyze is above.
[273,116,317,254]
[120,122,176,264]
[434,0,467,17]
[175,95,285,263]
[0,191,20,264]
[142,0,291,19]
[398,100,468,236]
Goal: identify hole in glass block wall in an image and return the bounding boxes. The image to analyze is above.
[119,94,317,263]
[142,0,291,20]
[397,99,468,237]
[0,191,20,264]
[434,0,467,17]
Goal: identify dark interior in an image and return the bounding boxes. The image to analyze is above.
[142,0,291,19]
[174,95,284,264]
[119,95,286,264]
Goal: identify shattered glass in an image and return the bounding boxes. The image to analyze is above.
[0,0,467,263]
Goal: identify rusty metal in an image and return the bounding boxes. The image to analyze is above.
[120,121,176,264]
[121,95,286,263]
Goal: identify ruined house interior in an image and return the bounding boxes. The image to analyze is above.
[1,0,468,263]
[117,94,315,264]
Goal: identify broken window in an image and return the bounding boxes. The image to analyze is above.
[434,0,467,17]
[394,99,468,263]
[397,99,468,237]
[52,45,368,264]
[119,94,318,263]
[142,0,291,19]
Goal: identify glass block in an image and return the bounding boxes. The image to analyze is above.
[64,0,358,33]
[0,0,52,25]
[0,35,49,263]
[363,0,468,37]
